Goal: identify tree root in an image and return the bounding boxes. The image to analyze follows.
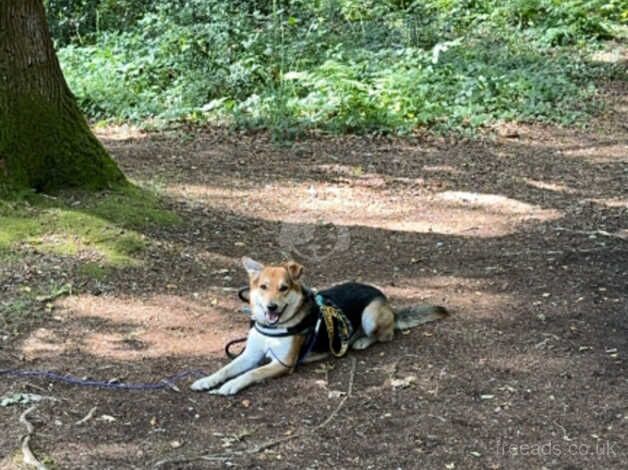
[19,406,47,470]
[75,406,98,425]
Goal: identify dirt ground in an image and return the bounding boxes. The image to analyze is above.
[1,87,627,469]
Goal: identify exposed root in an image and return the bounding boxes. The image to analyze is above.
[19,406,47,470]
[153,356,357,468]
[75,406,98,425]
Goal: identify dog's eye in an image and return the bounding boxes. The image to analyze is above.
[260,284,268,290]
[279,285,288,292]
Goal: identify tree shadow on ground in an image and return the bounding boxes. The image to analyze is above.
[1,122,626,468]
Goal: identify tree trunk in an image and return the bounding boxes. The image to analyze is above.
[0,0,124,191]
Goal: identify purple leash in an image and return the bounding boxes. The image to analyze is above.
[0,368,207,391]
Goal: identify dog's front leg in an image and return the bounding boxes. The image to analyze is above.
[209,360,290,396]
[191,348,261,392]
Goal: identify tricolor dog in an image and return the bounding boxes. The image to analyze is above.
[191,257,447,395]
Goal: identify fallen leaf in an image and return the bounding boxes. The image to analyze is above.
[391,375,417,389]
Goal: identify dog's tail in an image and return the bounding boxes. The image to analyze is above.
[394,305,448,330]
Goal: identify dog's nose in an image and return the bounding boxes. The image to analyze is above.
[267,303,278,312]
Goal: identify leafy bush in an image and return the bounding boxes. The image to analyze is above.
[50,0,626,134]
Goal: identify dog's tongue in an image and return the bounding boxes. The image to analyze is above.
[266,311,280,324]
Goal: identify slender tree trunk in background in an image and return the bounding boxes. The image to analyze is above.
[0,0,124,191]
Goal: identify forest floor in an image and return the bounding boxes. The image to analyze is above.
[1,84,626,469]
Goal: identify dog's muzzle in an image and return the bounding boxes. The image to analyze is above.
[264,304,287,325]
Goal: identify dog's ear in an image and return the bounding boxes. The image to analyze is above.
[285,261,304,281]
[242,257,264,277]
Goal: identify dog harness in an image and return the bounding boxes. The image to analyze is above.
[227,286,354,363]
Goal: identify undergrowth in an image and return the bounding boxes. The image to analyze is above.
[48,0,627,135]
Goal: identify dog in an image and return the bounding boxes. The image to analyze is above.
[191,257,448,395]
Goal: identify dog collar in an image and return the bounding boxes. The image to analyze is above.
[254,309,319,337]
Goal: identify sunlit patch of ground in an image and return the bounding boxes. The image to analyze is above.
[94,124,146,142]
[167,183,560,238]
[586,197,628,208]
[20,327,67,359]
[20,294,244,361]
[386,276,515,320]
[559,142,628,164]
[524,179,578,194]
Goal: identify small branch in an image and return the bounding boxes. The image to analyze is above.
[19,406,47,470]
[153,357,358,468]
[75,406,97,425]
[554,226,626,240]
[492,246,624,258]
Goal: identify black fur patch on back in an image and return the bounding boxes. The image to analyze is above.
[311,282,386,353]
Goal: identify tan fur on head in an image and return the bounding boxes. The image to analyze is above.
[241,257,305,326]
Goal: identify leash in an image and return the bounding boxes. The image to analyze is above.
[0,368,207,391]
[1,287,354,390]
[225,337,248,359]
[0,289,254,391]
[224,286,255,359]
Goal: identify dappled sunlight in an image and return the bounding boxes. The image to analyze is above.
[20,328,67,360]
[388,276,515,320]
[167,183,561,238]
[434,191,554,213]
[586,197,628,209]
[1,1,625,466]
[94,125,147,142]
[524,179,577,194]
[422,164,462,175]
[19,293,245,361]
[559,142,628,164]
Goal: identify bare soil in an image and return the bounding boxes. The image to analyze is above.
[1,93,626,469]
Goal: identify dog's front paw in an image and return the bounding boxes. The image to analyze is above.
[208,379,243,396]
[190,374,222,391]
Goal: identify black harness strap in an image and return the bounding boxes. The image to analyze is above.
[228,286,351,365]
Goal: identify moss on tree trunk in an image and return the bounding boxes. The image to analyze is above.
[0,0,124,192]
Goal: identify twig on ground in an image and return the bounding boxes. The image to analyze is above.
[493,246,624,258]
[75,406,98,425]
[554,226,627,240]
[23,383,49,394]
[153,356,358,468]
[19,406,47,470]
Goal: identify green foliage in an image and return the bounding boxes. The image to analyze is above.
[49,0,626,134]
[44,0,153,46]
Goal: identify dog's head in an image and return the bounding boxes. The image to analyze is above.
[242,257,304,325]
